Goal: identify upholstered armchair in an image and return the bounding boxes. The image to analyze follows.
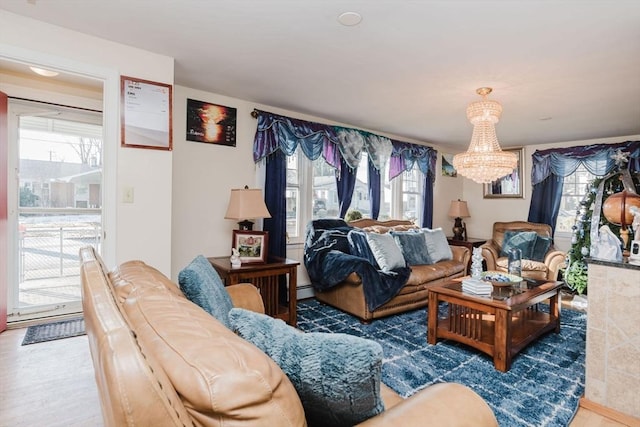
[481,221,566,281]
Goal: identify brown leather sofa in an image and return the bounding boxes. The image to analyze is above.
[80,246,497,427]
[314,219,470,322]
[481,221,566,281]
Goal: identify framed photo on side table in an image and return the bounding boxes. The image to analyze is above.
[483,147,525,199]
[232,230,269,263]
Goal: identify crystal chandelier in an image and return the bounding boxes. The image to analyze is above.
[453,87,518,184]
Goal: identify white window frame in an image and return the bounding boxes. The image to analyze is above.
[555,165,596,237]
[286,152,425,244]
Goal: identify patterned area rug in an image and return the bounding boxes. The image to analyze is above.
[297,299,586,427]
[21,317,86,345]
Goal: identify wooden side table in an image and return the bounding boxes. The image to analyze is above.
[208,256,300,326]
[447,237,487,274]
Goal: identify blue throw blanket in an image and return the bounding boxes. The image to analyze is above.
[304,219,411,311]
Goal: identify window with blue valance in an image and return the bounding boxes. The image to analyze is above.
[253,110,437,180]
[253,109,438,256]
[528,140,640,234]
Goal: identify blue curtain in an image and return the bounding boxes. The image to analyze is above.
[527,175,564,235]
[263,151,287,258]
[336,157,357,218]
[253,110,440,222]
[531,141,640,185]
[421,172,434,228]
[368,159,381,219]
[527,140,639,235]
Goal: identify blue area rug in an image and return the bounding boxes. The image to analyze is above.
[297,299,586,427]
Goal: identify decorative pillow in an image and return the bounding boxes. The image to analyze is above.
[390,230,432,265]
[422,228,453,263]
[229,308,384,427]
[348,229,380,269]
[500,231,538,259]
[365,232,406,271]
[178,255,233,328]
[531,235,552,262]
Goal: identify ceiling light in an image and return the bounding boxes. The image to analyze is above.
[30,66,59,77]
[453,87,518,184]
[338,12,362,26]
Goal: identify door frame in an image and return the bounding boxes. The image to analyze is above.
[0,45,118,323]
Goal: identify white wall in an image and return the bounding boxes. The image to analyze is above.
[171,86,461,280]
[0,11,175,275]
[462,135,640,252]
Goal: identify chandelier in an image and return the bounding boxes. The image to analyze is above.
[453,87,518,184]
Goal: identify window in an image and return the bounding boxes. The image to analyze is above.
[555,165,596,234]
[401,168,423,223]
[285,150,426,242]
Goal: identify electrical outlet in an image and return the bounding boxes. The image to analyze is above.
[123,186,134,203]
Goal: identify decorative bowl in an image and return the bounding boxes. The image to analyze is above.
[481,271,523,287]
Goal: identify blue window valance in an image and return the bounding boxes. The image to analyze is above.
[531,140,640,186]
[252,109,437,179]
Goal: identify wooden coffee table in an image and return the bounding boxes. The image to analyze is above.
[427,278,562,372]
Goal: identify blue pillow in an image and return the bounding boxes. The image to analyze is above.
[422,228,453,263]
[229,308,384,426]
[531,235,552,262]
[500,231,538,259]
[365,232,406,271]
[390,230,432,265]
[178,255,233,328]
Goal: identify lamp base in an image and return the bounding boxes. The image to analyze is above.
[237,220,255,231]
[452,217,465,241]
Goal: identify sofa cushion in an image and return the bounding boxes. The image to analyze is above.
[390,230,432,265]
[229,308,384,427]
[365,232,406,271]
[123,287,306,426]
[500,231,538,259]
[531,235,552,262]
[178,255,233,328]
[422,228,453,263]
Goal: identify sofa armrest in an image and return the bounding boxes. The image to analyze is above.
[450,246,470,267]
[544,249,566,281]
[356,383,498,427]
[481,242,500,271]
[226,283,265,314]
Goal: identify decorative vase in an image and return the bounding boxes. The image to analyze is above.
[507,248,522,277]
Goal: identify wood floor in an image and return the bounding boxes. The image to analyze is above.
[0,326,632,427]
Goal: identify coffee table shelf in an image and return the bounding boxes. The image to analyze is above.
[428,279,562,372]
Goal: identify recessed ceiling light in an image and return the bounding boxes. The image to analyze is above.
[338,12,362,26]
[30,66,59,77]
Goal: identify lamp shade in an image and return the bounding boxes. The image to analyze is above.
[448,200,470,218]
[224,188,271,220]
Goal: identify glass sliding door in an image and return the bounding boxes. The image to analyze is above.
[8,100,103,322]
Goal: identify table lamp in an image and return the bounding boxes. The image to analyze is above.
[224,186,271,230]
[448,199,470,241]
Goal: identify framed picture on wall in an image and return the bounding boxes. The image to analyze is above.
[483,147,525,198]
[121,76,173,150]
[442,153,457,177]
[232,230,269,263]
[186,99,237,146]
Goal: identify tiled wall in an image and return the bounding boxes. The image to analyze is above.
[585,262,640,418]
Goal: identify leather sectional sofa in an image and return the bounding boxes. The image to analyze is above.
[79,246,496,426]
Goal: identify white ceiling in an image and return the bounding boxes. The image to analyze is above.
[1,0,639,150]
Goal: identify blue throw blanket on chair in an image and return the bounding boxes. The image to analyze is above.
[304,219,411,312]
